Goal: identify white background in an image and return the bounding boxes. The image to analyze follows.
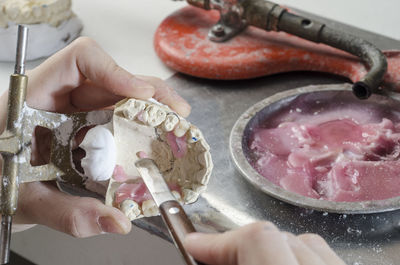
[1,0,399,264]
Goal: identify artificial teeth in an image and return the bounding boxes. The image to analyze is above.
[162,113,179,132]
[142,199,158,217]
[182,189,198,204]
[120,200,141,220]
[174,120,190,137]
[121,99,146,120]
[187,126,202,143]
[103,98,213,221]
[172,190,183,202]
[142,105,166,127]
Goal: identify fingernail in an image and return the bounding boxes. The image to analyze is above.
[131,77,155,91]
[304,234,324,245]
[184,232,202,242]
[98,216,129,234]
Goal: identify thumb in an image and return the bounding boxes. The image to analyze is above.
[17,182,131,238]
[184,232,239,265]
[183,222,286,265]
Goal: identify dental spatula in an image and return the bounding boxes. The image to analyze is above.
[135,158,205,265]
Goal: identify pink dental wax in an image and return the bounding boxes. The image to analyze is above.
[113,165,182,206]
[249,106,400,202]
[166,132,188,158]
[115,182,152,205]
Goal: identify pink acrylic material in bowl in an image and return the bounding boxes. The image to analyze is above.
[230,83,400,214]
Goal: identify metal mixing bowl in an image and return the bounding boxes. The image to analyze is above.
[230,83,400,214]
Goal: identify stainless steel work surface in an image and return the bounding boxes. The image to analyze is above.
[133,13,400,265]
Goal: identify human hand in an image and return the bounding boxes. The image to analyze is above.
[184,222,346,265]
[0,37,191,237]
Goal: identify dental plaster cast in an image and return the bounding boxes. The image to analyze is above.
[249,105,400,202]
[0,0,82,61]
[80,125,116,182]
[82,98,213,220]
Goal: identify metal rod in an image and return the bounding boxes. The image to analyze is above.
[0,216,12,264]
[14,25,28,75]
[0,24,29,265]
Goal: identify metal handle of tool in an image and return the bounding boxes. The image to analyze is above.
[0,25,29,265]
[159,200,206,265]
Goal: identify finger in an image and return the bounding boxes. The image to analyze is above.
[184,222,300,265]
[184,232,238,265]
[72,76,191,116]
[75,42,155,100]
[27,37,155,112]
[136,75,191,117]
[184,222,279,265]
[70,80,125,111]
[285,233,327,265]
[237,223,300,265]
[16,182,131,238]
[298,234,346,265]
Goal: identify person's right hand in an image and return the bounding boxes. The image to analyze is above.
[184,222,346,265]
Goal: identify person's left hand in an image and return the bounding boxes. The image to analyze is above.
[0,37,191,237]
